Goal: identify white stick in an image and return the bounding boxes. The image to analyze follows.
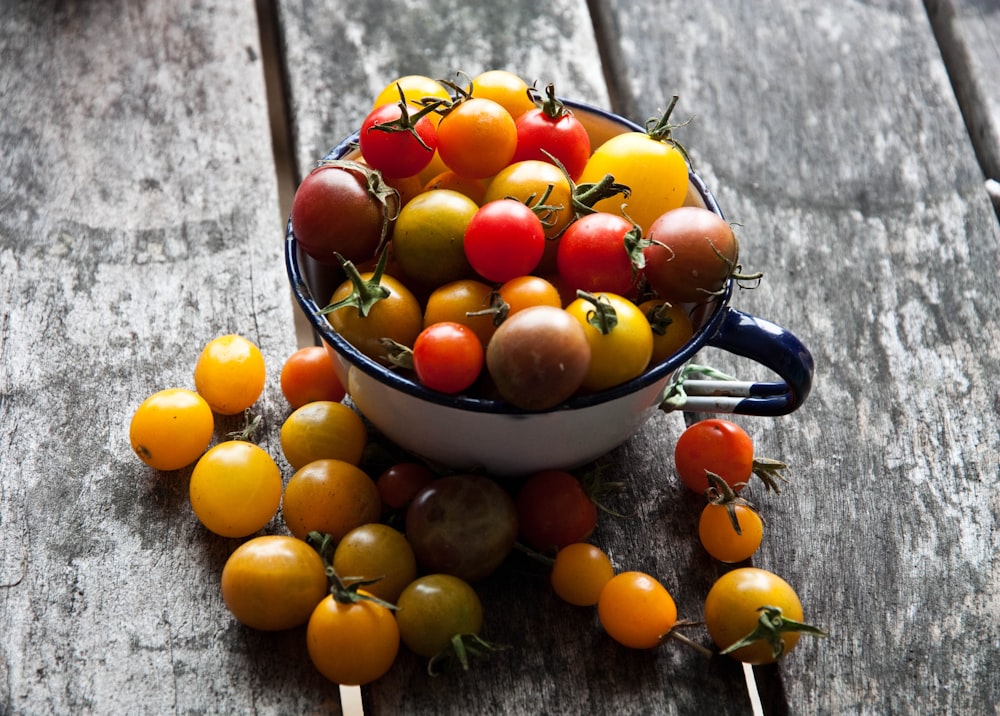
[743,662,764,716]
[340,685,365,716]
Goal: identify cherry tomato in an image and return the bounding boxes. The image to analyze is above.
[220,535,328,631]
[597,571,678,649]
[550,543,614,607]
[307,591,400,685]
[279,400,367,471]
[485,305,591,410]
[391,188,478,288]
[639,299,694,365]
[556,212,642,296]
[371,74,451,126]
[359,100,438,179]
[511,83,591,181]
[704,567,823,664]
[129,388,214,471]
[565,292,653,392]
[279,345,346,409]
[395,573,484,658]
[464,199,546,283]
[469,69,535,120]
[423,278,497,347]
[578,100,689,233]
[412,321,484,394]
[376,462,436,513]
[192,334,266,416]
[643,206,740,304]
[291,161,398,265]
[405,474,518,582]
[437,97,517,179]
[673,418,755,493]
[332,523,417,604]
[496,275,562,316]
[698,501,764,563]
[515,470,597,553]
[282,458,381,542]
[484,159,575,242]
[324,263,423,365]
[189,440,282,538]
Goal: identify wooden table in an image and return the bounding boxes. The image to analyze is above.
[2,0,998,713]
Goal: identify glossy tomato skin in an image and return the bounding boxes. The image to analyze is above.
[395,573,484,658]
[325,270,423,365]
[359,102,438,179]
[674,418,754,493]
[412,321,484,394]
[639,299,694,365]
[464,199,546,284]
[392,188,478,289]
[598,571,678,649]
[279,400,367,470]
[578,131,688,233]
[565,292,653,392]
[512,102,591,181]
[703,568,806,664]
[643,206,738,304]
[307,592,400,685]
[279,346,346,409]
[282,458,381,542]
[332,523,417,604]
[550,543,615,607]
[698,502,764,563]
[423,278,497,347]
[405,474,518,582]
[485,305,591,410]
[291,162,395,265]
[515,470,597,553]
[193,334,266,416]
[220,535,328,631]
[376,462,436,513]
[556,213,640,296]
[437,97,517,179]
[129,388,214,471]
[469,70,535,120]
[189,441,282,538]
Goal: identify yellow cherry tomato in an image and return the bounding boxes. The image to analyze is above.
[332,523,417,604]
[282,458,381,542]
[129,388,214,471]
[220,535,328,631]
[639,299,694,365]
[565,292,653,392]
[470,69,536,120]
[189,441,282,538]
[550,542,615,607]
[279,400,367,471]
[598,571,678,649]
[193,334,266,415]
[307,591,400,685]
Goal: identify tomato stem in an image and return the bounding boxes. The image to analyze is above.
[720,605,826,660]
[643,95,694,168]
[319,250,391,318]
[427,633,508,677]
[751,457,789,494]
[313,159,399,256]
[576,290,618,334]
[704,471,758,536]
[306,530,399,610]
[663,620,715,658]
[365,83,445,152]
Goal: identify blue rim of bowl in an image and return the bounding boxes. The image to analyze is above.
[285,98,733,415]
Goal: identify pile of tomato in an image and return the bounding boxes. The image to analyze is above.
[128,69,824,692]
[292,70,748,409]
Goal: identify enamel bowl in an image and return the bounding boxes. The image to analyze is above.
[286,100,814,476]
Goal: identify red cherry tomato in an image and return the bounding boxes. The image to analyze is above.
[515,470,597,553]
[412,321,485,394]
[511,84,591,181]
[674,418,755,493]
[464,199,546,283]
[556,212,642,296]
[279,346,346,409]
[359,100,439,179]
[376,462,436,513]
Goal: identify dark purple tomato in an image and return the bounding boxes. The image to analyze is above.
[405,474,518,582]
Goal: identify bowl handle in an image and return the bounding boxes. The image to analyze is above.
[662,308,814,416]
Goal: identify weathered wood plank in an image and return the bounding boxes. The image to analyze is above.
[926,0,1000,210]
[595,0,1000,713]
[273,1,756,714]
[0,1,337,713]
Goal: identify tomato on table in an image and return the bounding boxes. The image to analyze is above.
[698,472,764,563]
[279,400,367,471]
[395,573,484,660]
[220,535,328,631]
[188,440,282,538]
[515,470,597,553]
[129,387,214,471]
[597,571,678,649]
[282,458,381,542]
[674,418,788,493]
[279,345,346,409]
[193,334,266,416]
[550,542,614,607]
[376,462,436,514]
[307,591,400,685]
[332,523,418,604]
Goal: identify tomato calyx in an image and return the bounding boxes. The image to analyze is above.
[307,530,399,611]
[225,409,262,442]
[466,290,510,326]
[663,619,715,657]
[704,471,758,535]
[751,457,789,494]
[529,81,572,121]
[320,250,392,319]
[643,95,693,168]
[644,301,677,336]
[427,632,508,677]
[576,290,618,334]
[719,605,827,660]
[367,84,445,152]
[380,337,414,370]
